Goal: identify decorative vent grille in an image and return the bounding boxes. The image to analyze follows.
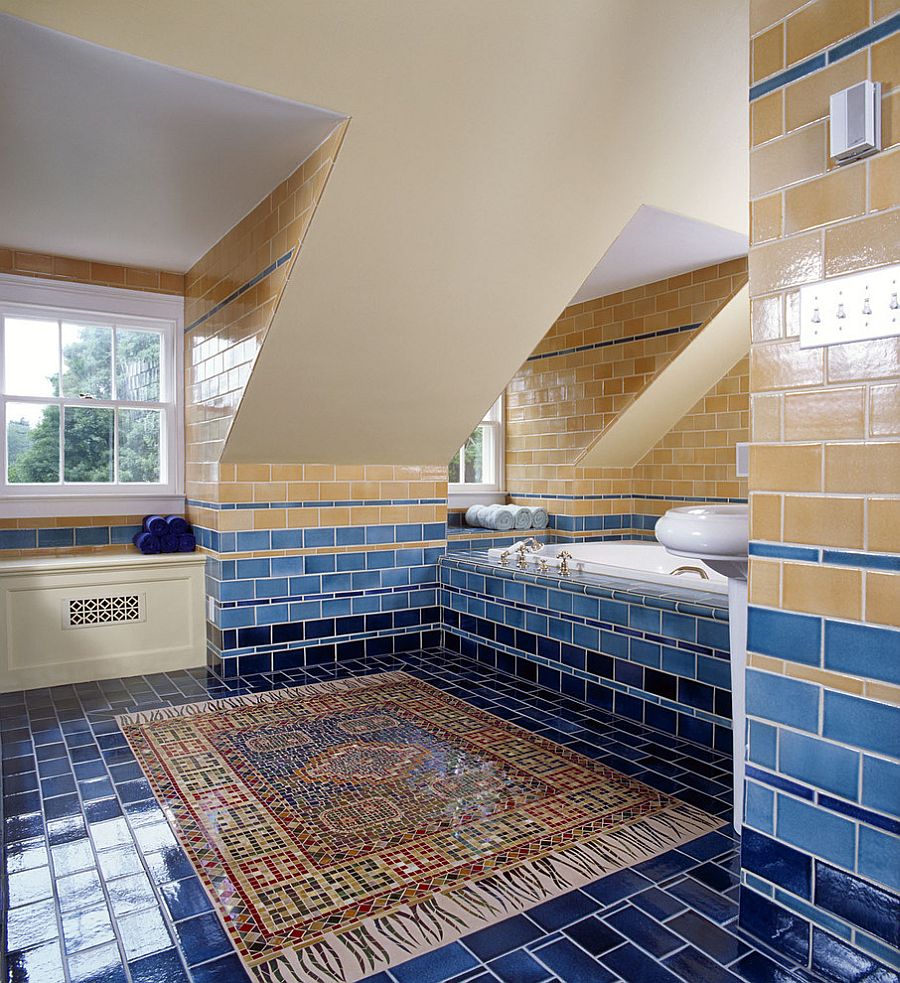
[63,594,145,629]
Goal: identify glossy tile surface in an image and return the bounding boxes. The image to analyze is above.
[3,649,817,982]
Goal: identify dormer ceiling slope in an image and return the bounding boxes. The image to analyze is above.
[0,0,749,465]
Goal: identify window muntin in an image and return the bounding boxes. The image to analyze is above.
[448,396,503,493]
[1,306,175,495]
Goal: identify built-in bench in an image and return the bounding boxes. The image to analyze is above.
[0,551,207,692]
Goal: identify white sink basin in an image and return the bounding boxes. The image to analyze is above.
[655,504,748,580]
[656,504,749,833]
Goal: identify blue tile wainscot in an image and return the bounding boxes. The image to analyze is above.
[439,550,733,756]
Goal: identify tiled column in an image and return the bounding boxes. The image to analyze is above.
[741,3,899,977]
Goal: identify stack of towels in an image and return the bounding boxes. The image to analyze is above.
[133,515,197,555]
[465,504,549,532]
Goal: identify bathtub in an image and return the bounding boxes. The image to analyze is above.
[485,540,728,594]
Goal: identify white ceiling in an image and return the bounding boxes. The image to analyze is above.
[570,205,748,305]
[0,14,345,271]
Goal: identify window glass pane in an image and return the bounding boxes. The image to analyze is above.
[63,406,114,482]
[116,328,161,401]
[4,318,59,397]
[448,449,461,483]
[61,323,112,399]
[7,402,59,483]
[463,426,484,483]
[118,409,161,483]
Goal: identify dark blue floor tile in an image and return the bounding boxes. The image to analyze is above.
[664,944,743,983]
[534,938,617,983]
[463,913,544,961]
[634,850,696,882]
[604,904,682,957]
[390,941,480,983]
[667,909,748,964]
[4,940,65,983]
[129,948,190,983]
[188,953,253,982]
[732,951,808,983]
[630,886,687,921]
[811,927,899,983]
[668,877,738,924]
[562,914,626,956]
[173,912,230,966]
[528,889,600,931]
[602,942,682,983]
[679,831,736,861]
[67,941,127,982]
[160,877,213,921]
[582,868,653,906]
[488,948,553,983]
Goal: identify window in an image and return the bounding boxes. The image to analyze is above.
[448,396,504,498]
[0,275,183,515]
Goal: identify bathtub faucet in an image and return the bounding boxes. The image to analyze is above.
[556,550,573,576]
[515,544,530,569]
[521,538,542,552]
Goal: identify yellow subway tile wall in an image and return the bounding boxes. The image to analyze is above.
[0,247,184,295]
[501,261,748,539]
[741,1,900,974]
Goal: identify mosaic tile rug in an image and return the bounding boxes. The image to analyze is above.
[117,671,720,983]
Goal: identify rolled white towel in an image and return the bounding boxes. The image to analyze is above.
[484,504,515,531]
[465,505,482,527]
[506,505,533,530]
[529,507,549,530]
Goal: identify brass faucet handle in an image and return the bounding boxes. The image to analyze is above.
[524,538,542,552]
[499,550,511,566]
[556,549,573,576]
[556,550,573,559]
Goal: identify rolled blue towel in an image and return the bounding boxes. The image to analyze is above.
[465,505,482,527]
[471,505,491,528]
[485,504,515,532]
[159,533,179,553]
[133,531,161,554]
[165,515,189,535]
[529,507,549,530]
[507,505,532,530]
[143,514,167,535]
[177,533,196,553]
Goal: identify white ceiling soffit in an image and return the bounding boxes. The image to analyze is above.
[0,14,345,271]
[571,206,749,305]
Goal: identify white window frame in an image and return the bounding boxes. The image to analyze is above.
[448,395,505,507]
[0,274,184,519]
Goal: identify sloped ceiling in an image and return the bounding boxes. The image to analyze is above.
[0,14,345,271]
[0,0,749,466]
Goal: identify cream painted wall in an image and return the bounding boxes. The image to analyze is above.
[1,0,749,465]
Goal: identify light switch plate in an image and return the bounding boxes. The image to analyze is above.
[799,264,900,348]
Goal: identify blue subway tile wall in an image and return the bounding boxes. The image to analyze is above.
[0,523,141,553]
[439,551,733,752]
[741,560,900,977]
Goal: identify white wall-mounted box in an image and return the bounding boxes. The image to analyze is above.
[0,552,207,692]
[799,264,900,349]
[830,81,881,164]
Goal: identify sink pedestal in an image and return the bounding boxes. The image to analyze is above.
[655,505,749,834]
[726,576,747,833]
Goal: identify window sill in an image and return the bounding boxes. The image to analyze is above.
[448,490,507,509]
[0,493,186,520]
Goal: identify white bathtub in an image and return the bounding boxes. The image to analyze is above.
[485,540,727,594]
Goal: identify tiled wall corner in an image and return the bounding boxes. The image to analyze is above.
[742,3,900,978]
[181,124,449,673]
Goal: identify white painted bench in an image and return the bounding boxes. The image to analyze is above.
[0,551,207,692]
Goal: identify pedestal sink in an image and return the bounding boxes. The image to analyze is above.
[655,505,749,833]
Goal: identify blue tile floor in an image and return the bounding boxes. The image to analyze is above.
[1,648,822,983]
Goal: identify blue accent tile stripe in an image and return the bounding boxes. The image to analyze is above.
[749,14,900,101]
[184,249,294,333]
[526,322,701,362]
